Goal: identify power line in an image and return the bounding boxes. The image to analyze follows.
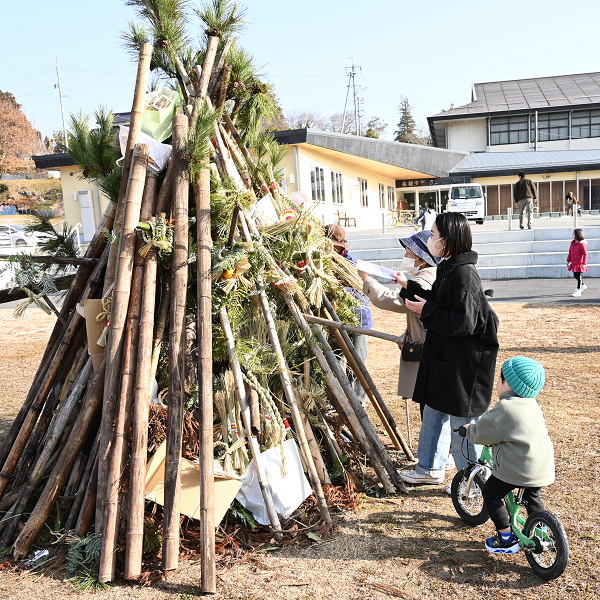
[0,68,54,87]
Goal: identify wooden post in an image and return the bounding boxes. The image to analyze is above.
[104,42,152,294]
[217,64,232,108]
[303,314,404,344]
[219,307,283,537]
[150,283,170,381]
[99,172,156,583]
[97,143,150,533]
[162,115,189,572]
[206,37,233,97]
[196,161,215,590]
[13,357,106,559]
[190,34,219,127]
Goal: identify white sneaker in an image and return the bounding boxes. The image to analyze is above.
[582,284,588,291]
[399,469,444,485]
[572,289,582,297]
[444,484,452,495]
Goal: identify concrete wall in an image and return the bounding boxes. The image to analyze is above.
[447,118,487,152]
[59,166,111,239]
[280,145,397,229]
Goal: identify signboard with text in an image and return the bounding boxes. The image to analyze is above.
[396,176,471,188]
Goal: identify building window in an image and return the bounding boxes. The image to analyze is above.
[310,165,325,203]
[387,186,396,210]
[331,171,343,204]
[536,112,569,142]
[489,115,529,145]
[571,109,600,139]
[358,178,368,207]
[379,184,386,209]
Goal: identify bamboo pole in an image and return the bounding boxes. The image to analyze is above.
[303,314,404,345]
[0,243,109,468]
[0,256,98,267]
[196,162,215,591]
[321,295,414,461]
[217,64,231,108]
[74,452,99,538]
[0,358,94,545]
[162,115,189,572]
[295,386,331,486]
[206,37,233,98]
[190,34,219,127]
[97,143,150,533]
[104,42,152,294]
[280,292,396,494]
[304,310,407,494]
[124,220,159,579]
[62,430,100,540]
[253,280,332,523]
[99,172,156,583]
[0,312,84,503]
[248,388,260,436]
[219,308,283,538]
[150,282,170,381]
[13,356,106,559]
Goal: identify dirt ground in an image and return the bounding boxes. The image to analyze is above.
[0,303,599,599]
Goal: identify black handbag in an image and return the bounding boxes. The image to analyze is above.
[401,340,423,362]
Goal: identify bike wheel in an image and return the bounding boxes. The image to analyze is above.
[387,214,397,226]
[523,510,569,580]
[451,468,489,526]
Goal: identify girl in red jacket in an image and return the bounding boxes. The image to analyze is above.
[567,228,588,297]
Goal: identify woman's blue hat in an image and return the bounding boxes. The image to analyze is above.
[502,357,546,398]
[399,230,442,267]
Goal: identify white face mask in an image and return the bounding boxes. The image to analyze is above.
[402,256,421,274]
[427,235,445,258]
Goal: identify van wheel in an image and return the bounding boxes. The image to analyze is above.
[476,220,484,225]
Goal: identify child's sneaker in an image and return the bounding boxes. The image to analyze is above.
[572,289,582,297]
[485,531,521,554]
[582,284,588,291]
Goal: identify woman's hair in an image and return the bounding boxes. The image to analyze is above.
[574,228,585,241]
[435,212,472,259]
[500,369,505,383]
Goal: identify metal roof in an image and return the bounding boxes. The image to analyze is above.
[32,152,77,169]
[431,72,600,119]
[273,129,467,179]
[450,149,600,177]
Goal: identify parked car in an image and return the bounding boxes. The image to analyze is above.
[0,225,34,247]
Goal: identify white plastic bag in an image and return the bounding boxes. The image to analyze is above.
[235,439,312,525]
[119,126,172,174]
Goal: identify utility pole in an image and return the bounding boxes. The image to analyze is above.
[55,60,68,150]
[342,62,362,136]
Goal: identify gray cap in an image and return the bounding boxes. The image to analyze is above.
[399,230,441,267]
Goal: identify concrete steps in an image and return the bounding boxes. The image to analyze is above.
[347,227,599,279]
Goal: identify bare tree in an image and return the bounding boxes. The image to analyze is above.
[0,91,41,174]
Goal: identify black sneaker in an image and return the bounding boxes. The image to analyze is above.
[520,225,524,229]
[485,532,521,554]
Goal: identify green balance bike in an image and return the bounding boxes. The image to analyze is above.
[451,427,569,580]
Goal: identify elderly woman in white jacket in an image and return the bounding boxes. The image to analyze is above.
[358,231,451,459]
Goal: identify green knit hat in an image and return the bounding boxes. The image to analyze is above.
[502,357,546,398]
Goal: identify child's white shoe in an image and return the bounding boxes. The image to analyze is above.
[582,284,588,291]
[572,289,582,297]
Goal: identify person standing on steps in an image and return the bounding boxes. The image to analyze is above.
[514,172,537,230]
[568,228,588,297]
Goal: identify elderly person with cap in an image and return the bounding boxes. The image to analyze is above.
[324,224,373,408]
[357,231,445,446]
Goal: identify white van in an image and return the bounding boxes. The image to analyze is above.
[447,183,485,225]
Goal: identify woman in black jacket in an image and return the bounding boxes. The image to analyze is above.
[394,212,499,486]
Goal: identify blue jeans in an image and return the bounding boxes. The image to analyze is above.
[415,405,482,477]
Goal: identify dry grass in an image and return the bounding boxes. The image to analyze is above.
[0,304,599,599]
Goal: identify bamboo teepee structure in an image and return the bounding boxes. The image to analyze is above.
[0,0,412,593]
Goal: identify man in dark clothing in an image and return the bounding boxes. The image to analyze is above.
[513,171,537,230]
[325,224,372,408]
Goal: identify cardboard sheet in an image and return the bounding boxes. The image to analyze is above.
[145,441,242,525]
[82,299,105,371]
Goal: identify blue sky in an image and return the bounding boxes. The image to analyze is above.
[2,0,599,143]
